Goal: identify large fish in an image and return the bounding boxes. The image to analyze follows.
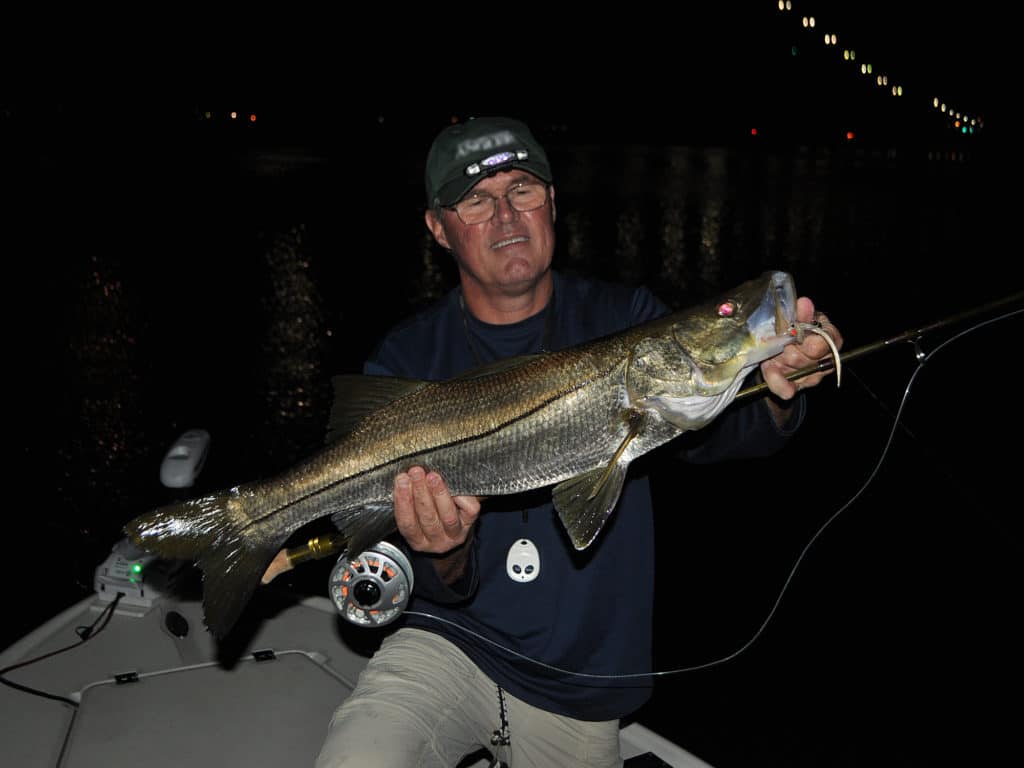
[126,270,808,638]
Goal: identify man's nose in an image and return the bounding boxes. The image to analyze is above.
[493,194,519,222]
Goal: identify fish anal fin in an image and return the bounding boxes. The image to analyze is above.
[326,375,429,444]
[331,503,397,559]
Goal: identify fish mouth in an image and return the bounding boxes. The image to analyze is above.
[747,270,798,355]
[491,235,529,250]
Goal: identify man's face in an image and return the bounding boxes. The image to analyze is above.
[426,170,556,297]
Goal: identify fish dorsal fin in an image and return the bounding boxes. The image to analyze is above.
[551,410,645,550]
[326,375,429,444]
[448,354,543,382]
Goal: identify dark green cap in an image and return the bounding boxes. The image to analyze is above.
[424,116,553,208]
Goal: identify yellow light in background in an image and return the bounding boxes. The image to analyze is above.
[230,111,238,120]
[776,5,985,138]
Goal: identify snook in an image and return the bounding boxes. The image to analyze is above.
[126,270,801,638]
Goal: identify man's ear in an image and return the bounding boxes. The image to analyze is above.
[425,209,451,250]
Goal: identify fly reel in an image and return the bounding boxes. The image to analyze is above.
[328,541,413,627]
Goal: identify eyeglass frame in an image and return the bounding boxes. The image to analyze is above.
[443,179,551,226]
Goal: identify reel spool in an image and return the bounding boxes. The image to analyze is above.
[328,541,414,627]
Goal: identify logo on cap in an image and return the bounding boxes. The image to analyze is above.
[466,150,530,177]
[455,130,517,158]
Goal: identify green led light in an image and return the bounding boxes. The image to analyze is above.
[131,563,143,574]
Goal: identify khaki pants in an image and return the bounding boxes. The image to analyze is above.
[315,627,622,768]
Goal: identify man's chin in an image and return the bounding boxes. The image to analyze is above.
[499,261,550,291]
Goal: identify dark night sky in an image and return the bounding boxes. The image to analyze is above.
[3,3,1003,157]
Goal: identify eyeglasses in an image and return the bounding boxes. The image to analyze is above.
[447,182,549,225]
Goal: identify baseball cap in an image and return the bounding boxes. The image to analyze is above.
[424,116,553,208]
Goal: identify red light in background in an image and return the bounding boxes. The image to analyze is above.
[249,113,256,123]
[750,127,758,136]
[845,130,855,140]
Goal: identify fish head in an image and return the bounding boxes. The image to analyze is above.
[628,271,799,430]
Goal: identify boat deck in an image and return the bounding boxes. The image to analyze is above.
[2,586,711,767]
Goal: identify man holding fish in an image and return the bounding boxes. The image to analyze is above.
[307,117,843,767]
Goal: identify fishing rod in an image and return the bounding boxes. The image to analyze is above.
[736,289,1024,401]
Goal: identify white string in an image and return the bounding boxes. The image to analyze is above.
[408,307,1022,680]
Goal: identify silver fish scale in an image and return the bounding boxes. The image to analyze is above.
[320,359,634,515]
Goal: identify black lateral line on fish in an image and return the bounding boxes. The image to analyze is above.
[238,360,625,530]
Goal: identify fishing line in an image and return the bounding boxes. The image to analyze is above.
[0,592,124,704]
[408,307,1022,680]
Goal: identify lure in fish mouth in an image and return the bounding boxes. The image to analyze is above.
[125,270,831,639]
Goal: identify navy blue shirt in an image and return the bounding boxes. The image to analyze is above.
[364,270,800,721]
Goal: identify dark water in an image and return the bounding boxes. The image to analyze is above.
[7,111,1020,766]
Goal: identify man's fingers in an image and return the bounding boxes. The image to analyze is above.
[393,472,422,541]
[427,472,463,535]
[407,467,443,534]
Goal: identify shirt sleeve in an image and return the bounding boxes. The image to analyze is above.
[679,393,806,464]
[403,540,480,604]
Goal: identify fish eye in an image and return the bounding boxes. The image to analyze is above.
[717,300,737,318]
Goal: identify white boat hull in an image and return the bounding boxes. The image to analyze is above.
[2,589,712,767]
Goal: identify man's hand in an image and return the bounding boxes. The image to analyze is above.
[760,296,844,418]
[394,467,480,555]
[394,467,481,586]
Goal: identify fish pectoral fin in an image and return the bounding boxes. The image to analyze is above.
[552,411,644,550]
[326,375,429,443]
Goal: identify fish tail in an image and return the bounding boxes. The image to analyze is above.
[123,487,286,639]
